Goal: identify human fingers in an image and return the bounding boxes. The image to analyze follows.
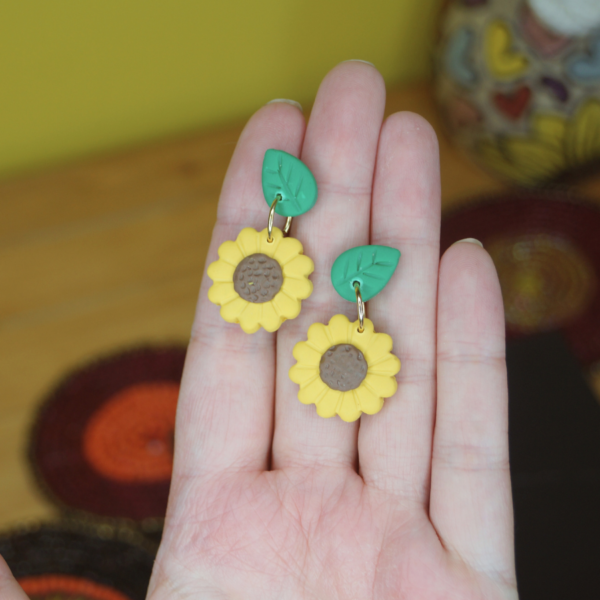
[358,112,441,506]
[431,241,516,586]
[273,61,386,470]
[0,557,29,600]
[174,101,306,480]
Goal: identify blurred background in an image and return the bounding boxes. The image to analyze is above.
[0,0,440,179]
[1,1,600,598]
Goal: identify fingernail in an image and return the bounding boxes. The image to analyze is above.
[267,99,303,112]
[453,237,484,248]
[341,59,375,67]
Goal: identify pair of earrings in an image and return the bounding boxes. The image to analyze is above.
[207,150,401,422]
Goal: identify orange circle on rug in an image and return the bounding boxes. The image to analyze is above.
[19,574,131,600]
[83,382,178,483]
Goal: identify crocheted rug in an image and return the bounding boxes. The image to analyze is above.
[441,191,600,366]
[29,345,186,529]
[0,521,155,600]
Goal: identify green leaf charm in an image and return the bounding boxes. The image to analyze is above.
[262,149,318,217]
[331,245,401,302]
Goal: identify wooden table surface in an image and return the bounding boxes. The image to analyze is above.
[2,83,599,530]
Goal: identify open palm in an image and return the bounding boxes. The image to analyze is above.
[142,62,518,600]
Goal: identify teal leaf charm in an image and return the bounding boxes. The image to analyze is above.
[262,149,318,217]
[331,245,401,302]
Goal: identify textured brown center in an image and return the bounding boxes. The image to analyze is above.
[233,253,283,303]
[319,344,368,391]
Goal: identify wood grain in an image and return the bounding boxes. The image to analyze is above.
[0,84,597,530]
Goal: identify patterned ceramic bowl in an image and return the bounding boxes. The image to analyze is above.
[435,0,600,186]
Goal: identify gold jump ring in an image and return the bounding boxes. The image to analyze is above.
[267,195,292,242]
[354,281,365,333]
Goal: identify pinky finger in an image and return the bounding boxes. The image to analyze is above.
[0,557,29,600]
[430,240,517,588]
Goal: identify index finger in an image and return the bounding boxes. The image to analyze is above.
[174,101,306,480]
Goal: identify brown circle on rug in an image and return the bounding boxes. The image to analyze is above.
[29,345,186,523]
[441,192,600,365]
[486,233,596,332]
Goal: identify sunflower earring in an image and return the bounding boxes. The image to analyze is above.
[207,150,317,333]
[289,245,402,422]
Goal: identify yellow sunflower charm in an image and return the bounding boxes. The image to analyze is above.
[290,245,401,421]
[290,315,400,422]
[208,226,314,333]
[207,149,319,334]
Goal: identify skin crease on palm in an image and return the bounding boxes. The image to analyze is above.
[0,62,519,600]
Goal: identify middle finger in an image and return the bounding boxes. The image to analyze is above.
[273,61,386,470]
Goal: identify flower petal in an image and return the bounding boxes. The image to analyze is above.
[363,332,394,364]
[356,384,384,415]
[338,391,362,422]
[566,100,600,165]
[533,114,567,150]
[273,236,305,265]
[327,314,353,344]
[258,226,284,256]
[208,282,238,306]
[350,318,375,351]
[316,389,342,418]
[260,301,283,332]
[364,373,398,399]
[218,240,244,266]
[220,297,247,323]
[503,138,565,182]
[238,303,262,334]
[237,228,260,257]
[477,141,533,185]
[292,340,323,367]
[273,291,302,320]
[283,254,315,279]
[477,139,559,186]
[368,354,401,377]
[298,376,328,405]
[207,259,236,282]
[282,277,313,300]
[306,322,332,353]
[289,364,320,386]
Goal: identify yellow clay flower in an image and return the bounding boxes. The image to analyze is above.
[289,314,400,422]
[207,226,314,333]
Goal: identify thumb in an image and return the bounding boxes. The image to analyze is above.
[0,556,29,600]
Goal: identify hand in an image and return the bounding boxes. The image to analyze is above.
[0,61,517,600]
[145,62,517,599]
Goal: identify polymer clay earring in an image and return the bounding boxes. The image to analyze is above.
[289,245,401,422]
[207,150,317,333]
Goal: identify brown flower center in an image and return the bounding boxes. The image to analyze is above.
[233,253,283,303]
[319,344,368,391]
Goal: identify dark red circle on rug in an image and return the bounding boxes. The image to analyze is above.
[0,522,154,600]
[30,345,186,521]
[441,192,600,365]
